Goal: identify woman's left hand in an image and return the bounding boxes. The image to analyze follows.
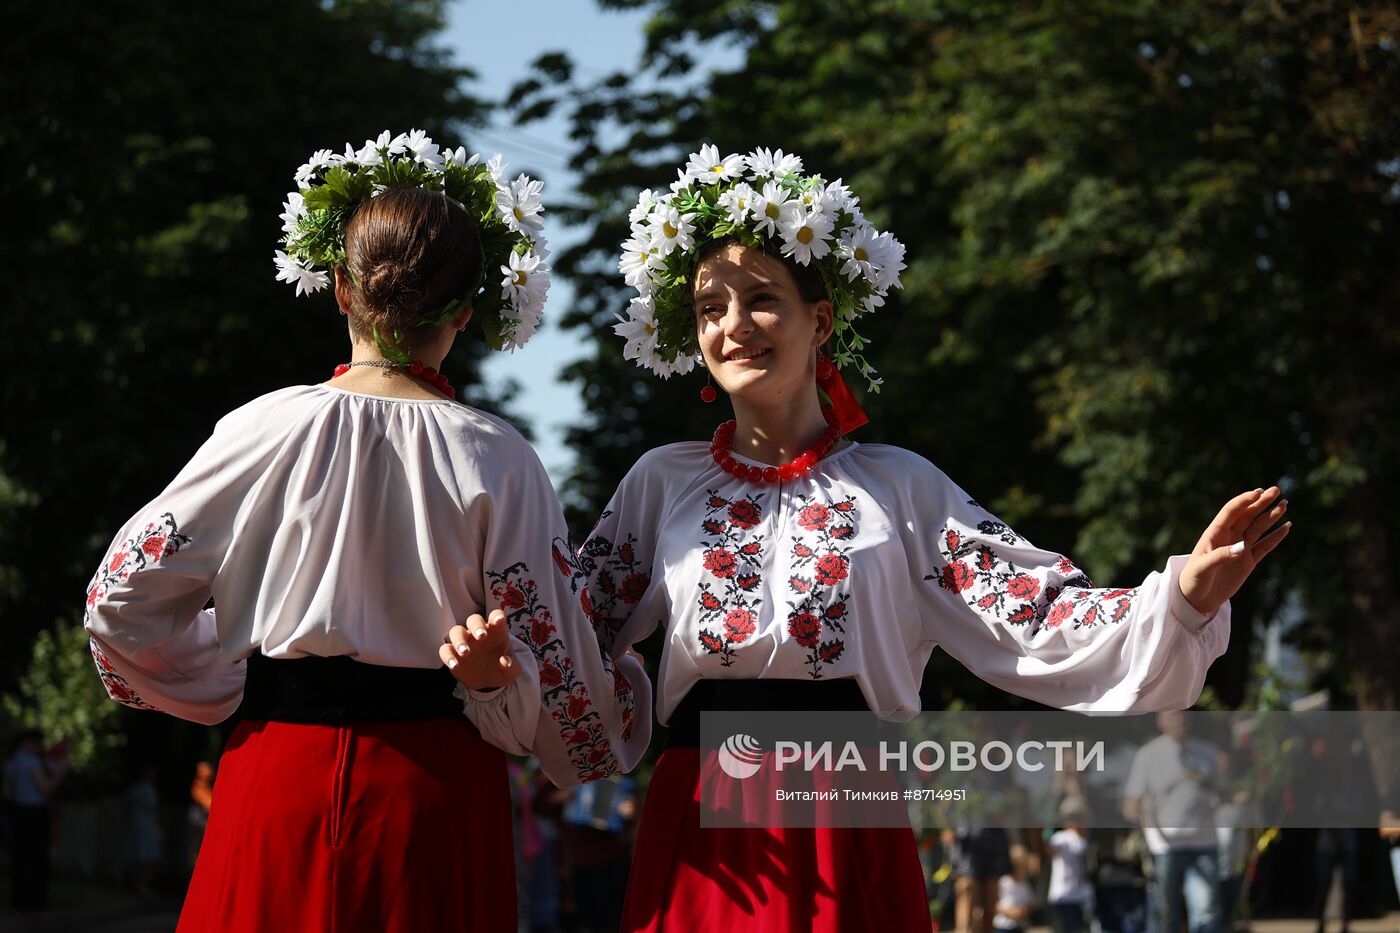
[440,609,521,691]
[1179,486,1291,618]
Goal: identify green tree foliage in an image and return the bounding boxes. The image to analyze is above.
[0,1,503,690]
[3,622,122,775]
[514,0,1399,709]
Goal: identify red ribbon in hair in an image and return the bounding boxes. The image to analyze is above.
[817,361,869,434]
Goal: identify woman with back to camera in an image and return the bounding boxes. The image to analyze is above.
[82,131,650,932]
[447,145,1290,930]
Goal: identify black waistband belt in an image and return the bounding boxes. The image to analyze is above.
[234,654,463,724]
[665,678,869,748]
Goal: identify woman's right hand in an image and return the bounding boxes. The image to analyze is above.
[440,610,521,691]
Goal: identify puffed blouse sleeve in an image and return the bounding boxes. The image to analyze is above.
[82,407,279,725]
[901,454,1230,712]
[458,446,660,787]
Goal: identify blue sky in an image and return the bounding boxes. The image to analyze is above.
[444,3,654,482]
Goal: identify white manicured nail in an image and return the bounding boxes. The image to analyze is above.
[456,643,469,656]
[1230,541,1247,556]
[474,628,488,640]
[446,657,458,669]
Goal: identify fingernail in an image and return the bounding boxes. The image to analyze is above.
[446,657,458,669]
[1230,541,1247,556]
[474,629,488,640]
[456,643,469,656]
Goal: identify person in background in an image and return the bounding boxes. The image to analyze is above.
[1123,711,1224,933]
[187,761,213,871]
[993,844,1038,933]
[1046,801,1095,933]
[2,728,67,915]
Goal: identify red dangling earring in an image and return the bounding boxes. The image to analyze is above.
[700,373,717,404]
[815,351,835,381]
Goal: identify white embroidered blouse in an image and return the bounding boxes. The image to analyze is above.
[466,440,1229,752]
[83,385,650,786]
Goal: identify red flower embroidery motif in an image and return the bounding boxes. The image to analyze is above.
[813,553,849,586]
[700,592,723,611]
[699,631,724,653]
[976,546,996,572]
[787,611,822,648]
[728,500,761,529]
[552,545,572,578]
[108,550,128,573]
[977,593,998,609]
[141,535,167,559]
[597,572,616,595]
[793,543,814,559]
[739,541,762,556]
[1007,575,1041,601]
[790,576,811,593]
[499,584,526,610]
[818,641,845,663]
[945,530,961,552]
[529,617,557,645]
[618,572,649,604]
[833,501,855,513]
[737,574,761,592]
[830,525,855,540]
[1009,604,1036,624]
[566,727,592,747]
[580,586,595,621]
[1080,605,1099,627]
[566,694,592,720]
[825,601,847,620]
[723,608,757,643]
[942,560,975,593]
[797,502,831,531]
[618,543,635,565]
[1105,588,1133,599]
[540,661,564,687]
[702,519,727,535]
[586,747,611,765]
[1045,601,1075,628]
[708,495,728,509]
[703,548,738,578]
[1055,557,1076,574]
[86,586,102,609]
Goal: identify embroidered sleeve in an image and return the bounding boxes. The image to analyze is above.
[82,420,258,726]
[460,447,654,787]
[913,466,1230,712]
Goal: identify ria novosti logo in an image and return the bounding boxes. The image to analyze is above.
[717,733,765,779]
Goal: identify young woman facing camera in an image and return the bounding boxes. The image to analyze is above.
[448,146,1289,930]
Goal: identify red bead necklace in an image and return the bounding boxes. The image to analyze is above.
[710,419,841,484]
[332,360,456,400]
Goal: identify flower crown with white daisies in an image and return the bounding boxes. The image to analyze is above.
[274,129,550,356]
[613,145,905,390]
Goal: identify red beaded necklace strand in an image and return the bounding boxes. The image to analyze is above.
[710,419,841,484]
[332,360,456,400]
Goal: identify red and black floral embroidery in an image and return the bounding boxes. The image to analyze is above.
[491,562,632,781]
[926,517,1137,635]
[89,639,161,712]
[696,490,767,666]
[84,513,191,710]
[785,495,857,678]
[551,513,652,653]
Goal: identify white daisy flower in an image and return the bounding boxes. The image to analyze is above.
[750,181,798,237]
[293,149,337,186]
[619,231,663,290]
[873,232,906,290]
[400,129,442,171]
[684,144,745,185]
[859,292,886,316]
[486,154,506,184]
[647,205,696,257]
[273,251,330,296]
[779,206,835,265]
[279,192,307,235]
[356,131,393,165]
[816,179,858,215]
[668,169,693,195]
[387,132,410,155]
[717,182,756,224]
[443,147,479,168]
[496,173,545,233]
[500,250,550,310]
[614,296,660,363]
[649,350,697,379]
[837,224,882,282]
[628,188,657,231]
[746,147,804,179]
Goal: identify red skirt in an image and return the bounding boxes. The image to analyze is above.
[621,747,932,932]
[178,718,514,933]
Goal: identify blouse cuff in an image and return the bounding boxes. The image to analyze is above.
[1166,554,1217,633]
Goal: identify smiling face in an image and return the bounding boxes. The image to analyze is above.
[693,243,833,404]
